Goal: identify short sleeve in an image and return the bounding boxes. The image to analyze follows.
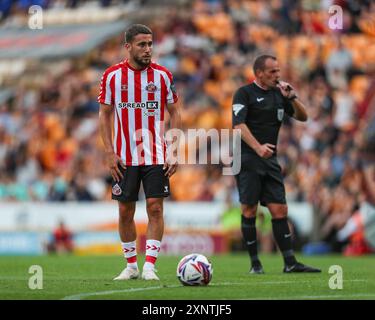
[98,69,114,106]
[232,87,249,126]
[283,97,295,117]
[167,72,178,104]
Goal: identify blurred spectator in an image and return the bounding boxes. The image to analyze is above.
[336,117,375,255]
[46,221,74,254]
[326,37,353,89]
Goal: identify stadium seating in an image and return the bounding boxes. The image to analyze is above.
[0,0,374,253]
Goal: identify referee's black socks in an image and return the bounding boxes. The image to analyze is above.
[272,217,297,267]
[241,215,261,267]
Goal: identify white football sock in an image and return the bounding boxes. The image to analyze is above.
[121,241,138,269]
[144,239,161,270]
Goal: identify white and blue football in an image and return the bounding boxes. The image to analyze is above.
[176,253,213,286]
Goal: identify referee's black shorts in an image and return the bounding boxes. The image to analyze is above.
[235,153,286,206]
[111,165,170,202]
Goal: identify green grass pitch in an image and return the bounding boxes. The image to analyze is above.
[0,254,374,300]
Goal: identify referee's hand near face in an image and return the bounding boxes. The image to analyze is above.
[233,57,308,160]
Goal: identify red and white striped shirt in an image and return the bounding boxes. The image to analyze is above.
[98,60,178,166]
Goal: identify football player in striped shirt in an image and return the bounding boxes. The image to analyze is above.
[98,24,181,281]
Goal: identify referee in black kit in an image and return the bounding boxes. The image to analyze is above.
[232,55,321,274]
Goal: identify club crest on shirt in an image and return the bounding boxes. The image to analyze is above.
[145,82,157,92]
[121,85,128,91]
[112,183,122,196]
[277,109,284,121]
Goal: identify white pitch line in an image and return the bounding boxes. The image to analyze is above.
[243,293,375,300]
[62,285,181,300]
[61,279,368,300]
[299,293,375,299]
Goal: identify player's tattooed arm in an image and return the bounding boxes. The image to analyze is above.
[164,100,182,177]
[99,103,126,182]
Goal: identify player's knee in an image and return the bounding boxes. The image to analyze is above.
[241,204,257,218]
[269,204,288,219]
[118,203,136,222]
[119,212,135,224]
[272,211,288,219]
[147,201,163,219]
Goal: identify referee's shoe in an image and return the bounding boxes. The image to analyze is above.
[283,262,321,273]
[250,261,265,274]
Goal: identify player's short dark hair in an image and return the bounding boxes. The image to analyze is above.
[125,24,152,43]
[253,55,277,74]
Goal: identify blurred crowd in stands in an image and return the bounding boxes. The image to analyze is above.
[0,0,133,20]
[0,0,374,252]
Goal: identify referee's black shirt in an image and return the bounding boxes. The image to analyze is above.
[232,82,295,156]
